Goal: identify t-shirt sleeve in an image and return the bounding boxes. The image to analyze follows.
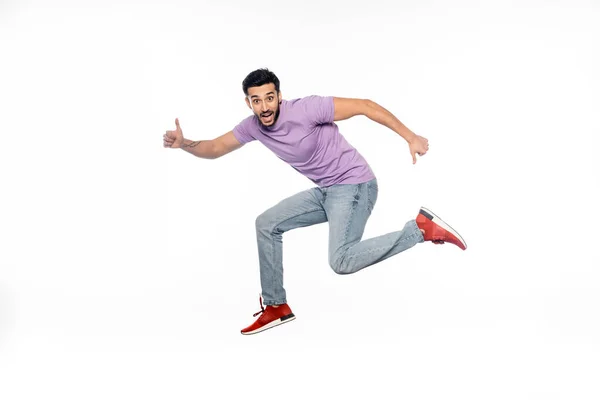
[232,116,256,145]
[302,95,334,126]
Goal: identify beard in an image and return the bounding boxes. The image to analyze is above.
[257,105,280,128]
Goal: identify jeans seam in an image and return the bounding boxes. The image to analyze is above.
[338,200,357,266]
[367,182,371,212]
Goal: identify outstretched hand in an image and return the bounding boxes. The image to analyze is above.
[163,118,184,148]
[408,135,429,164]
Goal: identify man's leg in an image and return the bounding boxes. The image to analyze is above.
[255,187,327,305]
[323,178,424,275]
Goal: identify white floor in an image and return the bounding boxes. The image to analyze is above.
[1,1,599,399]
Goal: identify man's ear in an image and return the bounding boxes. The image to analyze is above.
[278,91,283,104]
[245,97,251,109]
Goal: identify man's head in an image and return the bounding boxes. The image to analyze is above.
[243,68,281,127]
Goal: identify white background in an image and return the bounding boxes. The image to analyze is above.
[1,0,599,398]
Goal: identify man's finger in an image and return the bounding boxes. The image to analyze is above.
[412,152,417,164]
[175,118,180,129]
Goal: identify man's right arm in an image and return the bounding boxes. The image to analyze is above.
[180,131,243,159]
[180,138,218,159]
[163,118,243,159]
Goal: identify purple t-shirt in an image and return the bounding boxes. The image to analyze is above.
[232,95,375,188]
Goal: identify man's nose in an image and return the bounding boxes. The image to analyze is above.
[260,102,269,111]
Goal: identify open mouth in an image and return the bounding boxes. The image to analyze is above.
[261,111,273,118]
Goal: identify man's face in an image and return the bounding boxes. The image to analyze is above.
[245,83,281,127]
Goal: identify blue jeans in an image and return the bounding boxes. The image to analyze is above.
[255,178,424,305]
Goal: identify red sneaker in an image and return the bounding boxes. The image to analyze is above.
[416,207,467,250]
[240,296,296,335]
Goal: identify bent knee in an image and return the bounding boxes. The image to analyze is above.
[329,256,350,275]
[255,213,267,229]
[255,212,279,234]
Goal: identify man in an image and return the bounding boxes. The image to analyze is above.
[163,68,467,335]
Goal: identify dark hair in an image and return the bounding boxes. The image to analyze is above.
[242,68,280,96]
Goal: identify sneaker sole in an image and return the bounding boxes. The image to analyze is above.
[240,314,296,335]
[420,207,467,249]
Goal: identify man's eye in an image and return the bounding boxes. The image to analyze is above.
[268,97,273,101]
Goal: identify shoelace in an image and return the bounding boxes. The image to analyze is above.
[252,296,265,317]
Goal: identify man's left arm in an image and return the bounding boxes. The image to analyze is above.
[333,97,430,164]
